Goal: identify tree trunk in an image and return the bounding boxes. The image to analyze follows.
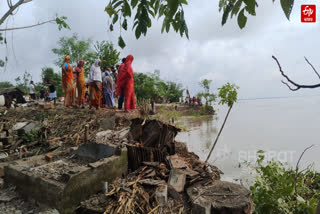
[205,104,233,163]
[151,100,155,114]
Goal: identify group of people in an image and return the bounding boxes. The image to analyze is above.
[28,80,57,103]
[185,96,202,106]
[61,54,135,111]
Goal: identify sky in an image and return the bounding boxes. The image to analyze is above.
[0,0,320,99]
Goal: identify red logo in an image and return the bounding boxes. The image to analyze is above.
[301,5,316,23]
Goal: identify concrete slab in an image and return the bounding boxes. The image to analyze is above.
[168,168,186,193]
[4,148,128,214]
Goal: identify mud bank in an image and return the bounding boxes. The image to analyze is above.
[0,106,251,214]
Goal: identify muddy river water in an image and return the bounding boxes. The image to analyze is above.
[176,96,320,184]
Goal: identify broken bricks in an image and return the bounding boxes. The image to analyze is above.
[45,153,54,162]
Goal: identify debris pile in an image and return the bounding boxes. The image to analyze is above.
[0,107,136,163]
[0,88,26,108]
[102,152,221,214]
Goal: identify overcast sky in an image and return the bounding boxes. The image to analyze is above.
[0,0,320,99]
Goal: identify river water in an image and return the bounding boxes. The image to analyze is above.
[176,96,320,184]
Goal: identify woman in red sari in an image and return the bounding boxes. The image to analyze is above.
[61,55,75,107]
[116,55,135,111]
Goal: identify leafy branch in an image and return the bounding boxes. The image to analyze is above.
[0,16,70,31]
[219,0,294,29]
[105,0,189,48]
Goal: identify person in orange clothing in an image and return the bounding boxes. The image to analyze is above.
[88,59,102,110]
[74,60,86,108]
[61,55,75,107]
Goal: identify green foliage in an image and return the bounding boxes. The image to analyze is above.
[0,81,14,89]
[280,0,294,20]
[94,41,121,71]
[197,79,216,106]
[0,59,4,67]
[247,152,320,214]
[15,71,32,94]
[55,16,71,31]
[217,82,239,107]
[22,130,39,143]
[42,67,63,97]
[106,0,189,48]
[52,35,120,75]
[118,36,126,49]
[219,0,294,29]
[134,70,184,103]
[52,33,93,73]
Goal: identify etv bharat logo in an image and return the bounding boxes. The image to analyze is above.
[301,5,316,23]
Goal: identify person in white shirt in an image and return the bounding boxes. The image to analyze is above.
[29,81,36,100]
[88,59,102,109]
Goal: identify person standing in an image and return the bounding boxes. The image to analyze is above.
[61,55,75,107]
[111,67,117,82]
[102,71,115,107]
[29,81,36,100]
[47,81,57,105]
[89,60,102,110]
[39,87,45,102]
[116,55,135,111]
[116,58,126,110]
[74,60,86,107]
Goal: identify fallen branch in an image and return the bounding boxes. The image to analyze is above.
[272,55,320,91]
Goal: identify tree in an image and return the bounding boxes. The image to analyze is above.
[15,70,32,94]
[134,70,184,103]
[164,81,184,102]
[52,34,93,73]
[134,72,157,102]
[0,81,14,89]
[52,35,121,75]
[197,79,216,106]
[42,67,63,97]
[94,41,120,71]
[206,82,239,162]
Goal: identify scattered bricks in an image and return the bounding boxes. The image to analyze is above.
[45,153,54,162]
[155,184,168,207]
[39,103,54,110]
[0,123,3,131]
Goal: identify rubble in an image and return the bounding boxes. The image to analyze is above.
[0,106,252,214]
[187,181,252,214]
[0,88,26,108]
